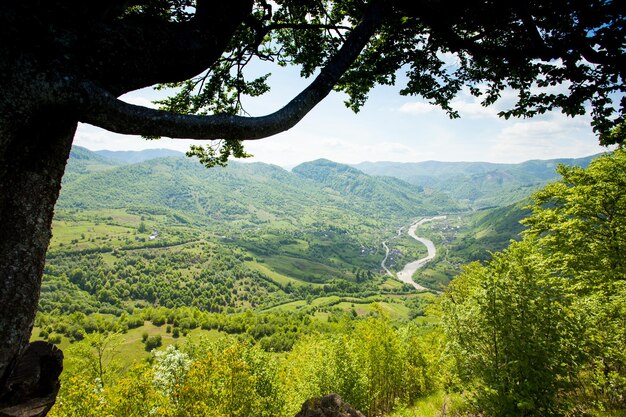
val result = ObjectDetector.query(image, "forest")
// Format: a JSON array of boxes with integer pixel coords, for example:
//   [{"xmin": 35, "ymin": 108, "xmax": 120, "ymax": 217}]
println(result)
[{"xmin": 30, "ymin": 148, "xmax": 625, "ymax": 416}]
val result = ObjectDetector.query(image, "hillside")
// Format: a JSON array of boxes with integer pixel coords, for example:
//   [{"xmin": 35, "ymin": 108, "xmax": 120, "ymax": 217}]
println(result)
[
  {"xmin": 353, "ymin": 154, "xmax": 599, "ymax": 208},
  {"xmin": 292, "ymin": 159, "xmax": 465, "ymax": 218},
  {"xmin": 62, "ymin": 146, "xmax": 122, "ymax": 182},
  {"xmin": 59, "ymin": 150, "xmax": 461, "ymax": 227},
  {"xmin": 44, "ymin": 147, "xmax": 471, "ymax": 319},
  {"xmin": 43, "ymin": 147, "xmax": 544, "ymax": 317}
]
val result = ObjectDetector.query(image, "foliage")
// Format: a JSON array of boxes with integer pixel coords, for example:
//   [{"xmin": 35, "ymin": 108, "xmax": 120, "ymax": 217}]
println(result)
[
  {"xmin": 524, "ymin": 150, "xmax": 626, "ymax": 411},
  {"xmin": 152, "ymin": 1, "xmax": 625, "ymax": 149},
  {"xmin": 281, "ymin": 313, "xmax": 439, "ymax": 416},
  {"xmin": 442, "ymin": 241, "xmax": 581, "ymax": 416},
  {"xmin": 152, "ymin": 345, "xmax": 192, "ymax": 397},
  {"xmin": 50, "ymin": 315, "xmax": 441, "ymax": 417},
  {"xmin": 145, "ymin": 335, "xmax": 163, "ymax": 352},
  {"xmin": 442, "ymin": 149, "xmax": 626, "ymax": 416},
  {"xmin": 65, "ymin": 332, "xmax": 123, "ymax": 388},
  {"xmin": 524, "ymin": 151, "xmax": 626, "ymax": 290}
]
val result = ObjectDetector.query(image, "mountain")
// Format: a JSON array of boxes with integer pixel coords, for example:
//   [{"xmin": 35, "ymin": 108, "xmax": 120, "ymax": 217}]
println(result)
[
  {"xmin": 353, "ymin": 154, "xmax": 601, "ymax": 208},
  {"xmin": 58, "ymin": 150, "xmax": 460, "ymax": 229},
  {"xmin": 63, "ymin": 146, "xmax": 122, "ymax": 182},
  {"xmin": 456, "ymin": 200, "xmax": 531, "ymax": 261},
  {"xmin": 292, "ymin": 159, "xmax": 465, "ymax": 217},
  {"xmin": 94, "ymin": 148, "xmax": 185, "ymax": 163}
]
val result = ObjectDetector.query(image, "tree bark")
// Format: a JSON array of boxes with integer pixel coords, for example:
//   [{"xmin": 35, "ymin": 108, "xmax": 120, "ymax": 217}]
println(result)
[{"xmin": 0, "ymin": 106, "xmax": 75, "ymax": 410}]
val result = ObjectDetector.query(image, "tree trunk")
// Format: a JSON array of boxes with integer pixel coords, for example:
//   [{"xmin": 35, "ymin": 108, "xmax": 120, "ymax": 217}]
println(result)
[{"xmin": 0, "ymin": 107, "xmax": 76, "ymax": 413}]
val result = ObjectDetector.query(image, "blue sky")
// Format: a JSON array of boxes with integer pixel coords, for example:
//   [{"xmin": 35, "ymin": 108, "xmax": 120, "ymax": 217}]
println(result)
[{"xmin": 74, "ymin": 62, "xmax": 611, "ymax": 167}]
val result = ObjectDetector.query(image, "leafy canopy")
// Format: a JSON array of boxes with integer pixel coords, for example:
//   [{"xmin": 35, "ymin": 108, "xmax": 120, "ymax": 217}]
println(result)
[
  {"xmin": 146, "ymin": 0, "xmax": 625, "ymax": 165},
  {"xmin": 443, "ymin": 148, "xmax": 626, "ymax": 416}
]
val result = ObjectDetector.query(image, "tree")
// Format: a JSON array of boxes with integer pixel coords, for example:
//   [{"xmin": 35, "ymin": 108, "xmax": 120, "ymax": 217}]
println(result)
[
  {"xmin": 442, "ymin": 149, "xmax": 626, "ymax": 415},
  {"xmin": 523, "ymin": 150, "xmax": 626, "ymax": 410},
  {"xmin": 442, "ymin": 242, "xmax": 582, "ymax": 416},
  {"xmin": 66, "ymin": 332, "xmax": 123, "ymax": 389},
  {"xmin": 0, "ymin": 0, "xmax": 624, "ymax": 411}
]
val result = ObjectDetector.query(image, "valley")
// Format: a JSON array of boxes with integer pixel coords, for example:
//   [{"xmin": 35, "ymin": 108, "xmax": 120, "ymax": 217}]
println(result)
[
  {"xmin": 36, "ymin": 146, "xmax": 608, "ymax": 417},
  {"xmin": 40, "ymin": 146, "xmax": 589, "ymax": 324}
]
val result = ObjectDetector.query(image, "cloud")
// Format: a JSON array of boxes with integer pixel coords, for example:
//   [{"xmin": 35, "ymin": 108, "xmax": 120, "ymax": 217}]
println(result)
[
  {"xmin": 398, "ymin": 88, "xmax": 517, "ymax": 119},
  {"xmin": 452, "ymin": 99, "xmax": 499, "ymax": 118},
  {"xmin": 485, "ymin": 113, "xmax": 609, "ymax": 162},
  {"xmin": 74, "ymin": 123, "xmax": 210, "ymax": 153},
  {"xmin": 399, "ymin": 102, "xmax": 436, "ymax": 115}
]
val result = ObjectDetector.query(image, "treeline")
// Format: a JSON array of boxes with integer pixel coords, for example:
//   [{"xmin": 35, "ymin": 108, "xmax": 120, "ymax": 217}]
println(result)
[{"xmin": 38, "ymin": 301, "xmax": 422, "ymax": 353}]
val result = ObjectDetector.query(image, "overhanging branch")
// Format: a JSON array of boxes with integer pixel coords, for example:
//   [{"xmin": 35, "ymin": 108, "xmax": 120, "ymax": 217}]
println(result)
[{"xmin": 80, "ymin": 0, "xmax": 384, "ymax": 140}]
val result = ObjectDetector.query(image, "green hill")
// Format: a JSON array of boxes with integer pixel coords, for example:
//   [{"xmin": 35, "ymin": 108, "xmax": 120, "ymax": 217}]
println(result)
[
  {"xmin": 59, "ymin": 151, "xmax": 463, "ymax": 227},
  {"xmin": 292, "ymin": 159, "xmax": 465, "ymax": 218},
  {"xmin": 454, "ymin": 200, "xmax": 531, "ymax": 261},
  {"xmin": 42, "ymin": 147, "xmax": 546, "ymax": 316},
  {"xmin": 44, "ymin": 148, "xmax": 471, "ymax": 316},
  {"xmin": 63, "ymin": 146, "xmax": 122, "ymax": 181}
]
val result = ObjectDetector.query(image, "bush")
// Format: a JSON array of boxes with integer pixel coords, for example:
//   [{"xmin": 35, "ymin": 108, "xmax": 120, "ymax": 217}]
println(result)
[
  {"xmin": 144, "ymin": 335, "xmax": 162, "ymax": 352},
  {"xmin": 152, "ymin": 316, "xmax": 166, "ymax": 326}
]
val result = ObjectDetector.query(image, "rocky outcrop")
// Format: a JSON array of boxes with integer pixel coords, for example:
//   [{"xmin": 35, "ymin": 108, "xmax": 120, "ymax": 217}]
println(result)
[
  {"xmin": 0, "ymin": 342, "xmax": 63, "ymax": 417},
  {"xmin": 295, "ymin": 394, "xmax": 365, "ymax": 417}
]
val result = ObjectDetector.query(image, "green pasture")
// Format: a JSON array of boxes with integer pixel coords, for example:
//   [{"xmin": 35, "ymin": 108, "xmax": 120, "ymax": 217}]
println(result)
[
  {"xmin": 260, "ymin": 254, "xmax": 349, "ymax": 283},
  {"xmin": 244, "ymin": 260, "xmax": 321, "ymax": 287}
]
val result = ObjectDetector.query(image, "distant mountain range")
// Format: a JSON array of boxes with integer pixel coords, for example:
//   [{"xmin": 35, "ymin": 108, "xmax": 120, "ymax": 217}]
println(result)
[
  {"xmin": 94, "ymin": 148, "xmax": 184, "ymax": 163},
  {"xmin": 60, "ymin": 147, "xmax": 461, "ymax": 228},
  {"xmin": 353, "ymin": 155, "xmax": 600, "ymax": 208},
  {"xmin": 63, "ymin": 147, "xmax": 602, "ymax": 218}
]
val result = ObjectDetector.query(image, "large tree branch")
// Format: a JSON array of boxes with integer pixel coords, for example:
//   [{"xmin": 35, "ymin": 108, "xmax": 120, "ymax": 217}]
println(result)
[
  {"xmin": 79, "ymin": 0, "xmax": 384, "ymax": 140},
  {"xmin": 85, "ymin": 1, "xmax": 254, "ymax": 94}
]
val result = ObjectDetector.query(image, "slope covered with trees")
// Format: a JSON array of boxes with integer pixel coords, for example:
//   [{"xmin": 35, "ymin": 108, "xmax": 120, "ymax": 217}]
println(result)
[
  {"xmin": 443, "ymin": 149, "xmax": 626, "ymax": 416},
  {"xmin": 59, "ymin": 148, "xmax": 460, "ymax": 225},
  {"xmin": 354, "ymin": 155, "xmax": 598, "ymax": 208}
]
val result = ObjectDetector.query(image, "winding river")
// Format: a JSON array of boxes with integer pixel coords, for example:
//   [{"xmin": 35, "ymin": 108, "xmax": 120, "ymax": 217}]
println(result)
[{"xmin": 384, "ymin": 216, "xmax": 447, "ymax": 290}]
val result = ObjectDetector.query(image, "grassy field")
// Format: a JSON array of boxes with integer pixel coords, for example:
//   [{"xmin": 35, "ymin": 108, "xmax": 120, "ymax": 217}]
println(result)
[
  {"xmin": 259, "ymin": 254, "xmax": 350, "ymax": 283},
  {"xmin": 244, "ymin": 260, "xmax": 322, "ymax": 287}
]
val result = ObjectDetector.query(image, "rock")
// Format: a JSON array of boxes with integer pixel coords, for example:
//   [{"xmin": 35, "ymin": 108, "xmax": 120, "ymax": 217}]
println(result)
[
  {"xmin": 0, "ymin": 342, "xmax": 63, "ymax": 417},
  {"xmin": 295, "ymin": 394, "xmax": 365, "ymax": 417}
]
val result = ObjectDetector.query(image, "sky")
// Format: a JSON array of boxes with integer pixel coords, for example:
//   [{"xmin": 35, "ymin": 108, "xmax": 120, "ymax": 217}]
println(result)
[{"xmin": 74, "ymin": 61, "xmax": 611, "ymax": 168}]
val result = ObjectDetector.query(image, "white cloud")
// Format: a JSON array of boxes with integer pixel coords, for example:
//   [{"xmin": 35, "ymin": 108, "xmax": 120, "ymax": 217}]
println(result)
[
  {"xmin": 452, "ymin": 98, "xmax": 499, "ymax": 118},
  {"xmin": 399, "ymin": 102, "xmax": 436, "ymax": 115},
  {"xmin": 486, "ymin": 113, "xmax": 609, "ymax": 162},
  {"xmin": 74, "ymin": 123, "xmax": 211, "ymax": 153},
  {"xmin": 398, "ymin": 88, "xmax": 519, "ymax": 120}
]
